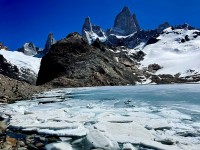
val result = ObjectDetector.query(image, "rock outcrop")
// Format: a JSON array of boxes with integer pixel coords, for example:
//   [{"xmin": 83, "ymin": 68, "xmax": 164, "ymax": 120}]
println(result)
[
  {"xmin": 36, "ymin": 32, "xmax": 140, "ymax": 87},
  {"xmin": 43, "ymin": 33, "xmax": 56, "ymax": 54},
  {"xmin": 17, "ymin": 42, "xmax": 40, "ymax": 56},
  {"xmin": 112, "ymin": 6, "xmax": 140, "ymax": 35},
  {"xmin": 82, "ymin": 17, "xmax": 93, "ymax": 34}
]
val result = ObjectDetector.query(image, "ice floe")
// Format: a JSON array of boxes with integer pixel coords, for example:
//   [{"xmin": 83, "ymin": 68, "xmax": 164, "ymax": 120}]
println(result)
[{"xmin": 1, "ymin": 85, "xmax": 200, "ymax": 149}]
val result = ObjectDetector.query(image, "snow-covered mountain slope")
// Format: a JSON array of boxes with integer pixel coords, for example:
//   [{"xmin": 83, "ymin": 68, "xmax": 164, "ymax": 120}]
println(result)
[
  {"xmin": 140, "ymin": 27, "xmax": 200, "ymax": 77},
  {"xmin": 0, "ymin": 49, "xmax": 41, "ymax": 84},
  {"xmin": 83, "ymin": 29, "xmax": 107, "ymax": 44}
]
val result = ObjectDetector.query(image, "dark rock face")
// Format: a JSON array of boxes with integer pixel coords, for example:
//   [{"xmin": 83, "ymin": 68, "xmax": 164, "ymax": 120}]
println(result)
[
  {"xmin": 43, "ymin": 33, "xmax": 56, "ymax": 54},
  {"xmin": 37, "ymin": 33, "xmax": 139, "ymax": 87},
  {"xmin": 0, "ymin": 54, "xmax": 37, "ymax": 85},
  {"xmin": 82, "ymin": 17, "xmax": 93, "ymax": 33},
  {"xmin": 0, "ymin": 54, "xmax": 19, "ymax": 79},
  {"xmin": 113, "ymin": 6, "xmax": 140, "ymax": 35},
  {"xmin": 106, "ymin": 30, "xmax": 158, "ymax": 48},
  {"xmin": 146, "ymin": 37, "xmax": 160, "ymax": 45},
  {"xmin": 92, "ymin": 25, "xmax": 105, "ymax": 37},
  {"xmin": 148, "ymin": 64, "xmax": 162, "ymax": 73},
  {"xmin": 82, "ymin": 17, "xmax": 93, "ymax": 42}
]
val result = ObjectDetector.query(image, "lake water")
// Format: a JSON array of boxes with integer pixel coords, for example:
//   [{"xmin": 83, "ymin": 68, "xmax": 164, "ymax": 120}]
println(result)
[{"xmin": 1, "ymin": 84, "xmax": 200, "ymax": 149}]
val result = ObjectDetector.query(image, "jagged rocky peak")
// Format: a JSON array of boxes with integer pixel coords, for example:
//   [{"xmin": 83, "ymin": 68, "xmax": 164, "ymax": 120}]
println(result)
[
  {"xmin": 82, "ymin": 17, "xmax": 93, "ymax": 33},
  {"xmin": 17, "ymin": 42, "xmax": 39, "ymax": 56},
  {"xmin": 0, "ymin": 42, "xmax": 9, "ymax": 50},
  {"xmin": 113, "ymin": 6, "xmax": 140, "ymax": 35},
  {"xmin": 43, "ymin": 32, "xmax": 56, "ymax": 54},
  {"xmin": 157, "ymin": 22, "xmax": 171, "ymax": 33},
  {"xmin": 82, "ymin": 17, "xmax": 106, "ymax": 44},
  {"xmin": 174, "ymin": 23, "xmax": 196, "ymax": 30}
]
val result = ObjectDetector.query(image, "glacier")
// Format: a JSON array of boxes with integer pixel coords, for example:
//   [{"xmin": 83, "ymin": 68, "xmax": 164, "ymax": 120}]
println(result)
[{"xmin": 0, "ymin": 49, "xmax": 41, "ymax": 76}]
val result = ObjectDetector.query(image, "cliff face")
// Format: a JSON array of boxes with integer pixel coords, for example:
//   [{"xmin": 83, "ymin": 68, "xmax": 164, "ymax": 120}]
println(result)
[
  {"xmin": 36, "ymin": 33, "xmax": 140, "ymax": 87},
  {"xmin": 43, "ymin": 33, "xmax": 56, "ymax": 54},
  {"xmin": 113, "ymin": 6, "xmax": 140, "ymax": 35}
]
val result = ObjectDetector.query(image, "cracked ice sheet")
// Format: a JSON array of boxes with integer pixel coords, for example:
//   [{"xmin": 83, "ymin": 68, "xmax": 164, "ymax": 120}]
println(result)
[{"xmin": 1, "ymin": 85, "xmax": 200, "ymax": 149}]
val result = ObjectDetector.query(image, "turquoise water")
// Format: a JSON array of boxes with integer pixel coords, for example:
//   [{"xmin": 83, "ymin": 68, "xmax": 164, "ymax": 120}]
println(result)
[{"xmin": 67, "ymin": 84, "xmax": 200, "ymax": 120}]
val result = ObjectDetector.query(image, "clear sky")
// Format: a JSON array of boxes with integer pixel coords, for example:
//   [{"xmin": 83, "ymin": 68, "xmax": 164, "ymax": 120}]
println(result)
[{"xmin": 0, "ymin": 0, "xmax": 200, "ymax": 50}]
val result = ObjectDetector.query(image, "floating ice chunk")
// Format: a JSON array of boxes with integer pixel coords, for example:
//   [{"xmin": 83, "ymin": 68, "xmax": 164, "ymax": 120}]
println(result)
[
  {"xmin": 38, "ymin": 127, "xmax": 88, "ymax": 137},
  {"xmin": 140, "ymin": 140, "xmax": 181, "ymax": 150},
  {"xmin": 94, "ymin": 122, "xmax": 154, "ymax": 144},
  {"xmin": 122, "ymin": 143, "xmax": 137, "ymax": 150},
  {"xmin": 86, "ymin": 129, "xmax": 120, "ymax": 150},
  {"xmin": 45, "ymin": 142, "xmax": 72, "ymax": 150}
]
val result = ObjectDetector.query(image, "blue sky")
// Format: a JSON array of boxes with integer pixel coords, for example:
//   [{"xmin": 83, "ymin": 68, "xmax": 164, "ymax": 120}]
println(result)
[{"xmin": 0, "ymin": 0, "xmax": 200, "ymax": 50}]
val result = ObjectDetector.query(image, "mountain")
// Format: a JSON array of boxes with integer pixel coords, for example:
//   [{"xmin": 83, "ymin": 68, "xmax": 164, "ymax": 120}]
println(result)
[
  {"xmin": 17, "ymin": 33, "xmax": 56, "ymax": 57},
  {"xmin": 140, "ymin": 27, "xmax": 200, "ymax": 81},
  {"xmin": 82, "ymin": 6, "xmax": 153, "ymax": 48},
  {"xmin": 82, "ymin": 17, "xmax": 107, "ymax": 44},
  {"xmin": 82, "ymin": 7, "xmax": 141, "ymax": 44},
  {"xmin": 35, "ymin": 6, "xmax": 200, "ymax": 86},
  {"xmin": 0, "ymin": 50, "xmax": 41, "ymax": 84},
  {"xmin": 0, "ymin": 6, "xmax": 200, "ymax": 87},
  {"xmin": 111, "ymin": 6, "xmax": 140, "ymax": 35},
  {"xmin": 17, "ymin": 42, "xmax": 41, "ymax": 56},
  {"xmin": 36, "ymin": 33, "xmax": 142, "ymax": 87}
]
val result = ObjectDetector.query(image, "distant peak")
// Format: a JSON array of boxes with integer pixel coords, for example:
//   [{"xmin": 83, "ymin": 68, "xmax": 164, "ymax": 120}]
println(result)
[
  {"xmin": 83, "ymin": 16, "xmax": 92, "ymax": 32},
  {"xmin": 48, "ymin": 32, "xmax": 54, "ymax": 36},
  {"xmin": 0, "ymin": 42, "xmax": 9, "ymax": 50},
  {"xmin": 113, "ymin": 6, "xmax": 140, "ymax": 35},
  {"xmin": 122, "ymin": 6, "xmax": 130, "ymax": 13},
  {"xmin": 43, "ymin": 32, "xmax": 56, "ymax": 54}
]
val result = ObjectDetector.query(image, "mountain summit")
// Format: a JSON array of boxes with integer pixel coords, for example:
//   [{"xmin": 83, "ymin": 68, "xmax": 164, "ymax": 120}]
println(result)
[
  {"xmin": 82, "ymin": 6, "xmax": 141, "ymax": 44},
  {"xmin": 113, "ymin": 6, "xmax": 140, "ymax": 35}
]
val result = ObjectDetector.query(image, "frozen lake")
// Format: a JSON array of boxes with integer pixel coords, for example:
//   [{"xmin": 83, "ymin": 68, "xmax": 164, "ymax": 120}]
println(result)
[{"xmin": 1, "ymin": 84, "xmax": 200, "ymax": 150}]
